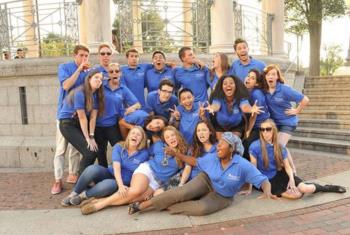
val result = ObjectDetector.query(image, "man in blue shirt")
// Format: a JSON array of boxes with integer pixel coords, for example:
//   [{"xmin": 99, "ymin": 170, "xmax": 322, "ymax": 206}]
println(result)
[
  {"xmin": 120, "ymin": 49, "xmax": 153, "ymax": 107},
  {"xmin": 145, "ymin": 51, "xmax": 175, "ymax": 92},
  {"xmin": 94, "ymin": 44, "xmax": 113, "ymax": 78},
  {"xmin": 174, "ymin": 47, "xmax": 210, "ymax": 102},
  {"xmin": 51, "ymin": 45, "xmax": 90, "ymax": 195},
  {"xmin": 145, "ymin": 79, "xmax": 178, "ymax": 120},
  {"xmin": 229, "ymin": 38, "xmax": 266, "ymax": 81}
]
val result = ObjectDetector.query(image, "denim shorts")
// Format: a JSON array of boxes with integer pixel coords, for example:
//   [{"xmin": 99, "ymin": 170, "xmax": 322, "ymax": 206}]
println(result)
[{"xmin": 277, "ymin": 125, "xmax": 296, "ymax": 135}]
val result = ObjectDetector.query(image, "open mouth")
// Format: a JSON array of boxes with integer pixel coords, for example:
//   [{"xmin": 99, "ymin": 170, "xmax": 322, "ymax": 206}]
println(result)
[{"xmin": 130, "ymin": 137, "xmax": 138, "ymax": 144}]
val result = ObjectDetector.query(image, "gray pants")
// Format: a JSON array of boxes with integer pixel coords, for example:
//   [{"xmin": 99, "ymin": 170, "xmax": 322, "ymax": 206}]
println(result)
[{"xmin": 151, "ymin": 172, "xmax": 232, "ymax": 216}]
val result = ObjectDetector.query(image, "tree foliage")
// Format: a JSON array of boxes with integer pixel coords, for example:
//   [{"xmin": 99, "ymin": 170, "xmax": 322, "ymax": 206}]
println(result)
[
  {"xmin": 285, "ymin": 0, "xmax": 346, "ymax": 75},
  {"xmin": 320, "ymin": 44, "xmax": 344, "ymax": 75},
  {"xmin": 41, "ymin": 33, "xmax": 75, "ymax": 57}
]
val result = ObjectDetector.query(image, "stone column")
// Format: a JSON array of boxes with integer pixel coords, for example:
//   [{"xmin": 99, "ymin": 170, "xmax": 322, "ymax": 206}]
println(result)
[
  {"xmin": 183, "ymin": 0, "xmax": 193, "ymax": 47},
  {"xmin": 78, "ymin": 0, "xmax": 112, "ymax": 53},
  {"xmin": 23, "ymin": 0, "xmax": 39, "ymax": 57},
  {"xmin": 209, "ymin": 0, "xmax": 234, "ymax": 53},
  {"xmin": 262, "ymin": 0, "xmax": 285, "ymax": 56},
  {"xmin": 132, "ymin": 0, "xmax": 143, "ymax": 52}
]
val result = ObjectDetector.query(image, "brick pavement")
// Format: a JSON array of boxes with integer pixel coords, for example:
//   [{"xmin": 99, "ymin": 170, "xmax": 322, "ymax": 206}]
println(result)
[{"xmin": 1, "ymin": 152, "xmax": 350, "ymax": 210}]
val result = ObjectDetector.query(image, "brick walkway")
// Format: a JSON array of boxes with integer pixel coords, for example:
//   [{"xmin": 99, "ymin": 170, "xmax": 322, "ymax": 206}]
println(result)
[{"xmin": 1, "ymin": 152, "xmax": 350, "ymax": 210}]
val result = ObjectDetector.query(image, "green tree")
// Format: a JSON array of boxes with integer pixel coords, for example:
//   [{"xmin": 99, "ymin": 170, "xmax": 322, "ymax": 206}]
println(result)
[
  {"xmin": 41, "ymin": 33, "xmax": 75, "ymax": 57},
  {"xmin": 320, "ymin": 44, "xmax": 344, "ymax": 75},
  {"xmin": 285, "ymin": 0, "xmax": 346, "ymax": 76}
]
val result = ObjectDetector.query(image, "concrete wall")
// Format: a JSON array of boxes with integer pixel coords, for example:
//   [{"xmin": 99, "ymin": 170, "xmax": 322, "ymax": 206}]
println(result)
[{"xmin": 0, "ymin": 54, "xmax": 295, "ymax": 168}]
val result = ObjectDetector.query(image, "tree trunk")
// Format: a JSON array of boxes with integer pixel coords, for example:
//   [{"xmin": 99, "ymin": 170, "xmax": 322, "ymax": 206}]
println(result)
[{"xmin": 308, "ymin": 0, "xmax": 322, "ymax": 76}]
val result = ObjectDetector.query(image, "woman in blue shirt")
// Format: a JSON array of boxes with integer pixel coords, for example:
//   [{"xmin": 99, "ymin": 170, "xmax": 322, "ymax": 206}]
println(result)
[
  {"xmin": 207, "ymin": 75, "xmax": 263, "ymax": 139},
  {"xmin": 61, "ymin": 126, "xmax": 149, "ymax": 206},
  {"xmin": 128, "ymin": 132, "xmax": 275, "ymax": 216},
  {"xmin": 80, "ymin": 126, "xmax": 187, "ymax": 215},
  {"xmin": 209, "ymin": 52, "xmax": 230, "ymax": 91},
  {"xmin": 59, "ymin": 70, "xmax": 104, "ymax": 175},
  {"xmin": 263, "ymin": 64, "xmax": 309, "ymax": 174},
  {"xmin": 247, "ymin": 119, "xmax": 345, "ymax": 199}
]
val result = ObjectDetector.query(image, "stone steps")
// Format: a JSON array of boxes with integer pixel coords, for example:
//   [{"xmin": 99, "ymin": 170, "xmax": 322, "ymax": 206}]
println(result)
[
  {"xmin": 298, "ymin": 119, "xmax": 350, "ymax": 130},
  {"xmin": 288, "ymin": 136, "xmax": 350, "ymax": 155},
  {"xmin": 294, "ymin": 127, "xmax": 350, "ymax": 141},
  {"xmin": 306, "ymin": 95, "xmax": 350, "ymax": 102},
  {"xmin": 304, "ymin": 87, "xmax": 350, "ymax": 95},
  {"xmin": 305, "ymin": 81, "xmax": 350, "ymax": 89},
  {"xmin": 299, "ymin": 110, "xmax": 350, "ymax": 120},
  {"xmin": 306, "ymin": 104, "xmax": 350, "ymax": 111},
  {"xmin": 306, "ymin": 76, "xmax": 350, "ymax": 83}
]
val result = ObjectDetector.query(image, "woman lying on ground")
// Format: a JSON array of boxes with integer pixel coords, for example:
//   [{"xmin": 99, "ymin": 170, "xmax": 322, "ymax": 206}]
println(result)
[
  {"xmin": 80, "ymin": 126, "xmax": 187, "ymax": 215},
  {"xmin": 128, "ymin": 132, "xmax": 276, "ymax": 216},
  {"xmin": 61, "ymin": 126, "xmax": 149, "ymax": 206},
  {"xmin": 245, "ymin": 119, "xmax": 346, "ymax": 199}
]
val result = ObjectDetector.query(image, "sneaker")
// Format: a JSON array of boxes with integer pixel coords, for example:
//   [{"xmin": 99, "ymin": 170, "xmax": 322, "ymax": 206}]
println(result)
[
  {"xmin": 70, "ymin": 195, "xmax": 82, "ymax": 206},
  {"xmin": 51, "ymin": 181, "xmax": 63, "ymax": 195},
  {"xmin": 61, "ymin": 196, "xmax": 72, "ymax": 207},
  {"xmin": 66, "ymin": 174, "xmax": 78, "ymax": 184}
]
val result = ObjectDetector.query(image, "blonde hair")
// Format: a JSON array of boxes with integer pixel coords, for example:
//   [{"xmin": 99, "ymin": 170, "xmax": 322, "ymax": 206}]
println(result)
[
  {"xmin": 259, "ymin": 119, "xmax": 284, "ymax": 170},
  {"xmin": 123, "ymin": 126, "xmax": 147, "ymax": 151},
  {"xmin": 161, "ymin": 126, "xmax": 187, "ymax": 168}
]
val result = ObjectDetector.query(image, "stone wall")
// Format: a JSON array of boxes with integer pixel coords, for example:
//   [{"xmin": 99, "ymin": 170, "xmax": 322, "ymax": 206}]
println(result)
[{"xmin": 0, "ymin": 54, "xmax": 296, "ymax": 168}]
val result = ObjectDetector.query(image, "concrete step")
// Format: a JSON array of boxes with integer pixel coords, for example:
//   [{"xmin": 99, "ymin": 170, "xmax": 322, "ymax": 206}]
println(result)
[
  {"xmin": 304, "ymin": 87, "xmax": 350, "ymax": 95},
  {"xmin": 298, "ymin": 119, "xmax": 350, "ymax": 130},
  {"xmin": 306, "ymin": 95, "xmax": 350, "ymax": 102},
  {"xmin": 294, "ymin": 127, "xmax": 350, "ymax": 141},
  {"xmin": 289, "ymin": 136, "xmax": 350, "ymax": 155},
  {"xmin": 305, "ymin": 81, "xmax": 350, "ymax": 89},
  {"xmin": 299, "ymin": 110, "xmax": 350, "ymax": 120},
  {"xmin": 306, "ymin": 76, "xmax": 350, "ymax": 83},
  {"xmin": 306, "ymin": 104, "xmax": 350, "ymax": 111}
]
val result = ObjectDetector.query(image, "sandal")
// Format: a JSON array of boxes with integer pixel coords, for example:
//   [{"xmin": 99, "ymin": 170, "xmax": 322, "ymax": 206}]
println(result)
[
  {"xmin": 128, "ymin": 202, "xmax": 141, "ymax": 215},
  {"xmin": 323, "ymin": 184, "xmax": 347, "ymax": 193}
]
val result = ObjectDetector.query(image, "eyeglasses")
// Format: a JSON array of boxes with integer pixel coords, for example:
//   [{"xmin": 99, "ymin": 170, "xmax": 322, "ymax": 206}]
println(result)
[
  {"xmin": 160, "ymin": 89, "xmax": 173, "ymax": 94},
  {"xmin": 100, "ymin": 52, "xmax": 112, "ymax": 56},
  {"xmin": 109, "ymin": 69, "xmax": 120, "ymax": 73},
  {"xmin": 260, "ymin": 127, "xmax": 272, "ymax": 133}
]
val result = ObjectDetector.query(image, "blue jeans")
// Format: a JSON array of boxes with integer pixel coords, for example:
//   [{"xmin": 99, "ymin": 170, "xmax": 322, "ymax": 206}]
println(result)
[{"xmin": 73, "ymin": 165, "xmax": 118, "ymax": 198}]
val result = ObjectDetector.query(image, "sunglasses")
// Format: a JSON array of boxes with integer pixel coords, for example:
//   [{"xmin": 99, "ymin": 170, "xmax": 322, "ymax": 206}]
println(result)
[
  {"xmin": 100, "ymin": 52, "xmax": 112, "ymax": 56},
  {"xmin": 260, "ymin": 127, "xmax": 272, "ymax": 132},
  {"xmin": 109, "ymin": 69, "xmax": 120, "ymax": 73}
]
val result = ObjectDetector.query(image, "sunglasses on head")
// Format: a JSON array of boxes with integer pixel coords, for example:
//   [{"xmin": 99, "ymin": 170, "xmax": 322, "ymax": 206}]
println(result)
[
  {"xmin": 260, "ymin": 127, "xmax": 272, "ymax": 132},
  {"xmin": 109, "ymin": 69, "xmax": 120, "ymax": 73},
  {"xmin": 100, "ymin": 52, "xmax": 112, "ymax": 56}
]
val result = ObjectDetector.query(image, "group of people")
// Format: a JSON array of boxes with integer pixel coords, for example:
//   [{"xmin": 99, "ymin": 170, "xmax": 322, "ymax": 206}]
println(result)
[
  {"xmin": 2, "ymin": 48, "xmax": 26, "ymax": 60},
  {"xmin": 51, "ymin": 38, "xmax": 346, "ymax": 216}
]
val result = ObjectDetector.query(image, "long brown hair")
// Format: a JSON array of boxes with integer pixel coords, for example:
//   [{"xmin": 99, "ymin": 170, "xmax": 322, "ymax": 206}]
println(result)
[
  {"xmin": 66, "ymin": 70, "xmax": 105, "ymax": 116},
  {"xmin": 192, "ymin": 120, "xmax": 217, "ymax": 158},
  {"xmin": 259, "ymin": 119, "xmax": 284, "ymax": 170},
  {"xmin": 161, "ymin": 126, "xmax": 187, "ymax": 168},
  {"xmin": 210, "ymin": 52, "xmax": 230, "ymax": 82}
]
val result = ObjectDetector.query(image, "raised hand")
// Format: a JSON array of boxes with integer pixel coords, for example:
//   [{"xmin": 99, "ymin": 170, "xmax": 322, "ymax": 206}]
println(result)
[
  {"xmin": 169, "ymin": 105, "xmax": 180, "ymax": 121},
  {"xmin": 251, "ymin": 100, "xmax": 264, "ymax": 115}
]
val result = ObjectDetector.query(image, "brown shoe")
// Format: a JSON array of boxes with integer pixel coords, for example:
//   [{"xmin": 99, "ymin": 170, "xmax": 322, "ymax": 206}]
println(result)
[
  {"xmin": 81, "ymin": 203, "xmax": 98, "ymax": 215},
  {"xmin": 66, "ymin": 174, "xmax": 78, "ymax": 184},
  {"xmin": 51, "ymin": 180, "xmax": 63, "ymax": 195}
]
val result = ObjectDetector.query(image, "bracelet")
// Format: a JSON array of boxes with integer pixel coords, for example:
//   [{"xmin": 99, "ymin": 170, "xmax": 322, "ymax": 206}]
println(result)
[{"xmin": 89, "ymin": 133, "xmax": 94, "ymax": 139}]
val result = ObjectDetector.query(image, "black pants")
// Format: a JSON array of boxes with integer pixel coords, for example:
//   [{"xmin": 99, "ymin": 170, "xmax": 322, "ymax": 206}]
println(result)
[
  {"xmin": 59, "ymin": 119, "xmax": 98, "ymax": 175},
  {"xmin": 242, "ymin": 128, "xmax": 260, "ymax": 161},
  {"xmin": 95, "ymin": 125, "xmax": 122, "ymax": 167}
]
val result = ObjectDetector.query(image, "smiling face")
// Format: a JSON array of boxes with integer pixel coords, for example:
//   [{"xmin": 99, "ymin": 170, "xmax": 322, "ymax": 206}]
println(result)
[
  {"xmin": 196, "ymin": 122, "xmax": 211, "ymax": 144},
  {"xmin": 128, "ymin": 128, "xmax": 143, "ymax": 148},
  {"xmin": 146, "ymin": 118, "xmax": 166, "ymax": 132},
  {"xmin": 152, "ymin": 53, "xmax": 166, "ymax": 71},
  {"xmin": 158, "ymin": 84, "xmax": 173, "ymax": 103},
  {"xmin": 244, "ymin": 71, "xmax": 258, "ymax": 89},
  {"xmin": 222, "ymin": 77, "xmax": 236, "ymax": 98},
  {"xmin": 265, "ymin": 68, "xmax": 279, "ymax": 89},
  {"xmin": 235, "ymin": 42, "xmax": 249, "ymax": 62},
  {"xmin": 89, "ymin": 73, "xmax": 103, "ymax": 90},
  {"xmin": 260, "ymin": 122, "xmax": 274, "ymax": 143},
  {"xmin": 179, "ymin": 91, "xmax": 194, "ymax": 111},
  {"xmin": 164, "ymin": 129, "xmax": 178, "ymax": 148}
]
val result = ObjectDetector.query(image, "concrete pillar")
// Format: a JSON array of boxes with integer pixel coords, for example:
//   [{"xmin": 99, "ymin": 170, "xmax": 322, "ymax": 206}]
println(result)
[
  {"xmin": 262, "ymin": 0, "xmax": 285, "ymax": 56},
  {"xmin": 183, "ymin": 0, "xmax": 193, "ymax": 47},
  {"xmin": 132, "ymin": 0, "xmax": 143, "ymax": 53},
  {"xmin": 23, "ymin": 0, "xmax": 39, "ymax": 57},
  {"xmin": 78, "ymin": 0, "xmax": 112, "ymax": 53},
  {"xmin": 209, "ymin": 0, "xmax": 234, "ymax": 53}
]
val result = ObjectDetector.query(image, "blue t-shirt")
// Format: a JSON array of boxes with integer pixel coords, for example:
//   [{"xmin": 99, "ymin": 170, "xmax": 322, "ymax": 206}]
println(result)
[
  {"xmin": 178, "ymin": 102, "xmax": 201, "ymax": 145},
  {"xmin": 265, "ymin": 82, "xmax": 304, "ymax": 127},
  {"xmin": 96, "ymin": 83, "xmax": 123, "ymax": 127},
  {"xmin": 114, "ymin": 86, "xmax": 138, "ymax": 111},
  {"xmin": 145, "ymin": 67, "xmax": 174, "ymax": 92},
  {"xmin": 249, "ymin": 140, "xmax": 288, "ymax": 180},
  {"xmin": 148, "ymin": 141, "xmax": 181, "ymax": 184},
  {"xmin": 57, "ymin": 61, "xmax": 88, "ymax": 118},
  {"xmin": 123, "ymin": 110, "xmax": 149, "ymax": 126},
  {"xmin": 108, "ymin": 144, "xmax": 149, "ymax": 186},
  {"xmin": 58, "ymin": 89, "xmax": 98, "ymax": 119},
  {"xmin": 189, "ymin": 145, "xmax": 217, "ymax": 180},
  {"xmin": 174, "ymin": 65, "xmax": 210, "ymax": 102},
  {"xmin": 213, "ymin": 98, "xmax": 249, "ymax": 128},
  {"xmin": 145, "ymin": 91, "xmax": 178, "ymax": 120},
  {"xmin": 120, "ymin": 63, "xmax": 153, "ymax": 107},
  {"xmin": 197, "ymin": 153, "xmax": 268, "ymax": 197},
  {"xmin": 249, "ymin": 88, "xmax": 270, "ymax": 129},
  {"xmin": 229, "ymin": 57, "xmax": 266, "ymax": 81}
]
